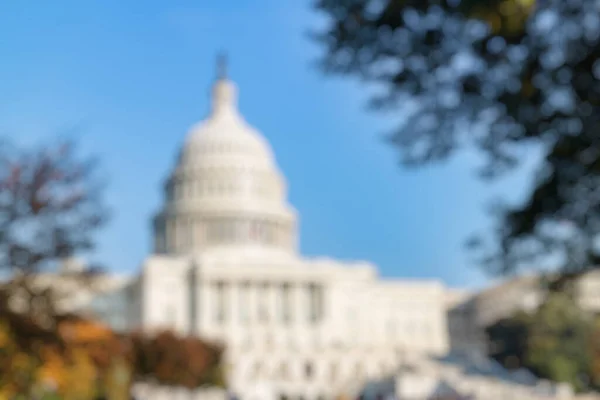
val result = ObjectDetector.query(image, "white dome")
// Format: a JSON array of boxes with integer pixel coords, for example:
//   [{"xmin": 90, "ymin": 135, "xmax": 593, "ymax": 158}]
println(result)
[
  {"xmin": 179, "ymin": 78, "xmax": 275, "ymax": 170},
  {"xmin": 152, "ymin": 64, "xmax": 298, "ymax": 256}
]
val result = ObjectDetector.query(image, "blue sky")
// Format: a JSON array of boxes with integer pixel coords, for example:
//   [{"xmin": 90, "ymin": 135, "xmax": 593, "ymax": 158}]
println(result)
[{"xmin": 0, "ymin": 0, "xmax": 536, "ymax": 288}]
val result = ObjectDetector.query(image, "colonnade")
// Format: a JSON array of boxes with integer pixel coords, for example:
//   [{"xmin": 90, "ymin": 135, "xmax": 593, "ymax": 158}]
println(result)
[{"xmin": 198, "ymin": 280, "xmax": 325, "ymax": 327}]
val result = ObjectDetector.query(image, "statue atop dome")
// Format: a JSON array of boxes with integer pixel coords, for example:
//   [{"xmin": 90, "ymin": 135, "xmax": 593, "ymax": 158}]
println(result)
[
  {"xmin": 210, "ymin": 52, "xmax": 237, "ymax": 115},
  {"xmin": 217, "ymin": 52, "xmax": 228, "ymax": 80}
]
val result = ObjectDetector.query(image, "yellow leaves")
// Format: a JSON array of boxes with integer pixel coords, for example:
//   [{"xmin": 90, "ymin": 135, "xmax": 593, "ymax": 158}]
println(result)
[
  {"xmin": 468, "ymin": 0, "xmax": 534, "ymax": 38},
  {"xmin": 0, "ymin": 383, "xmax": 17, "ymax": 400},
  {"xmin": 103, "ymin": 358, "xmax": 133, "ymax": 400},
  {"xmin": 516, "ymin": 0, "xmax": 536, "ymax": 9},
  {"xmin": 1, "ymin": 314, "xmax": 224, "ymax": 397},
  {"xmin": 37, "ymin": 346, "xmax": 66, "ymax": 389},
  {"xmin": 59, "ymin": 319, "xmax": 112, "ymax": 344},
  {"xmin": 60, "ymin": 349, "xmax": 97, "ymax": 400},
  {"xmin": 0, "ymin": 314, "xmax": 128, "ymax": 398},
  {"xmin": 12, "ymin": 352, "xmax": 33, "ymax": 371}
]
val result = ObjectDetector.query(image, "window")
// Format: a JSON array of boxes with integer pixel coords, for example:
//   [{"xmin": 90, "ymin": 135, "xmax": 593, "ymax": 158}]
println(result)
[
  {"xmin": 330, "ymin": 363, "xmax": 338, "ymax": 381},
  {"xmin": 250, "ymin": 362, "xmax": 262, "ymax": 379},
  {"xmin": 305, "ymin": 362, "xmax": 314, "ymax": 380},
  {"xmin": 189, "ymin": 271, "xmax": 197, "ymax": 333},
  {"xmin": 181, "ymin": 220, "xmax": 190, "ymax": 248},
  {"xmin": 308, "ymin": 283, "xmax": 323, "ymax": 323},
  {"xmin": 250, "ymin": 220, "xmax": 263, "ymax": 242},
  {"xmin": 240, "ymin": 282, "xmax": 250, "ymax": 324},
  {"xmin": 189, "ymin": 219, "xmax": 196, "ymax": 246},
  {"xmin": 281, "ymin": 283, "xmax": 291, "ymax": 324},
  {"xmin": 222, "ymin": 220, "xmax": 233, "ymax": 242},
  {"xmin": 215, "ymin": 281, "xmax": 226, "ymax": 323},
  {"xmin": 258, "ymin": 282, "xmax": 269, "ymax": 322},
  {"xmin": 279, "ymin": 362, "xmax": 290, "ymax": 380},
  {"xmin": 264, "ymin": 223, "xmax": 273, "ymax": 243}
]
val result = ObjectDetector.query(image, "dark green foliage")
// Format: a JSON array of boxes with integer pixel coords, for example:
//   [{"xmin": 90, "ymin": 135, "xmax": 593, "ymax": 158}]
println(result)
[
  {"xmin": 314, "ymin": 0, "xmax": 600, "ymax": 278},
  {"xmin": 487, "ymin": 292, "xmax": 598, "ymax": 391},
  {"xmin": 487, "ymin": 311, "xmax": 530, "ymax": 370}
]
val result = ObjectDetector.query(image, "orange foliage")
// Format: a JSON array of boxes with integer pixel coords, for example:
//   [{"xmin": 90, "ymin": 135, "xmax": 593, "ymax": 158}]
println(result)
[
  {"xmin": 1, "ymin": 311, "xmax": 224, "ymax": 398},
  {"xmin": 130, "ymin": 330, "xmax": 225, "ymax": 388},
  {"xmin": 0, "ymin": 311, "xmax": 132, "ymax": 399}
]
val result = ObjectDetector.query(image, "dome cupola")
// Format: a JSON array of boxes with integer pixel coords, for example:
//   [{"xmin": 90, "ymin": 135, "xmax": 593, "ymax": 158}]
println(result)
[{"xmin": 152, "ymin": 56, "xmax": 298, "ymax": 256}]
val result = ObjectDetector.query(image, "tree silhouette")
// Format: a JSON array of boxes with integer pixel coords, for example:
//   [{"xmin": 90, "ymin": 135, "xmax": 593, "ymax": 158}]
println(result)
[
  {"xmin": 314, "ymin": 0, "xmax": 600, "ymax": 279},
  {"xmin": 0, "ymin": 138, "xmax": 109, "ymax": 326}
]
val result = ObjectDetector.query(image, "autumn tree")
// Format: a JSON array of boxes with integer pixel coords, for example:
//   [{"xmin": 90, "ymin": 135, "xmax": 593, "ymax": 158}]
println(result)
[
  {"xmin": 0, "ymin": 138, "xmax": 109, "ymax": 326},
  {"xmin": 130, "ymin": 330, "xmax": 225, "ymax": 389},
  {"xmin": 314, "ymin": 0, "xmax": 600, "ymax": 279},
  {"xmin": 0, "ymin": 137, "xmax": 109, "ymax": 398},
  {"xmin": 55, "ymin": 316, "xmax": 133, "ymax": 400}
]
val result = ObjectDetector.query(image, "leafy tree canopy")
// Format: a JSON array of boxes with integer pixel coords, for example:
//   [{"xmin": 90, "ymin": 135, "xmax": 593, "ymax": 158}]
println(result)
[{"xmin": 314, "ymin": 0, "xmax": 600, "ymax": 278}]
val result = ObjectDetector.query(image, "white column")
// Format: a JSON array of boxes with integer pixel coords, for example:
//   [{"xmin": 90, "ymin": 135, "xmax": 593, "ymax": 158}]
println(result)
[
  {"xmin": 182, "ymin": 219, "xmax": 188, "ymax": 251},
  {"xmin": 318, "ymin": 284, "xmax": 325, "ymax": 322},
  {"xmin": 201, "ymin": 281, "xmax": 212, "ymax": 329},
  {"xmin": 187, "ymin": 270, "xmax": 196, "ymax": 335},
  {"xmin": 257, "ymin": 282, "xmax": 269, "ymax": 323},
  {"xmin": 281, "ymin": 283, "xmax": 288, "ymax": 324},
  {"xmin": 190, "ymin": 217, "xmax": 196, "ymax": 248},
  {"xmin": 250, "ymin": 282, "xmax": 258, "ymax": 324},
  {"xmin": 239, "ymin": 282, "xmax": 250, "ymax": 325},
  {"xmin": 279, "ymin": 223, "xmax": 285, "ymax": 247},
  {"xmin": 268, "ymin": 281, "xmax": 277, "ymax": 325},
  {"xmin": 306, "ymin": 283, "xmax": 318, "ymax": 325},
  {"xmin": 279, "ymin": 282, "xmax": 290, "ymax": 324},
  {"xmin": 294, "ymin": 282, "xmax": 305, "ymax": 326},
  {"xmin": 228, "ymin": 281, "xmax": 238, "ymax": 327},
  {"xmin": 216, "ymin": 281, "xmax": 226, "ymax": 324}
]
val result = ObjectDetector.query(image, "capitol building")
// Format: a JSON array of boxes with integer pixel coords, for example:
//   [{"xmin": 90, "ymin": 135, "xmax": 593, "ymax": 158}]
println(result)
[
  {"xmin": 128, "ymin": 63, "xmax": 449, "ymax": 398},
  {"xmin": 46, "ymin": 62, "xmax": 588, "ymax": 400}
]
